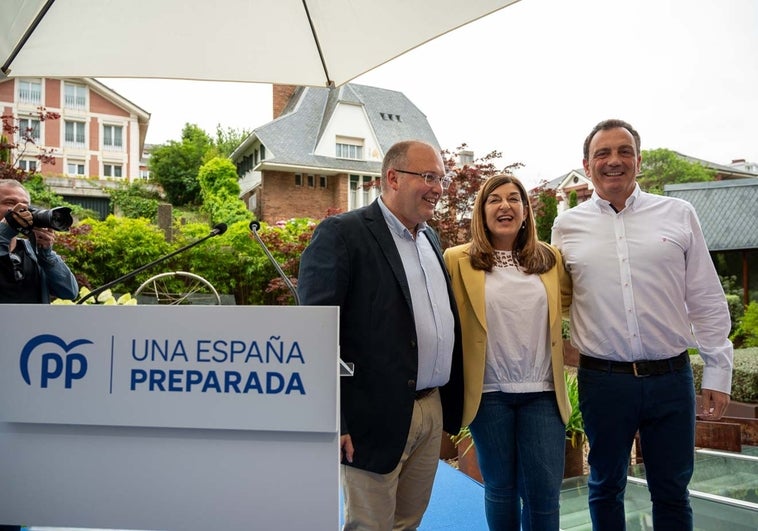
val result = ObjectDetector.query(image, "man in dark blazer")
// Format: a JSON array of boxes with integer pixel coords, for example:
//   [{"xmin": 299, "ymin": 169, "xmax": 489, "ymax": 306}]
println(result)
[{"xmin": 298, "ymin": 140, "xmax": 463, "ymax": 531}]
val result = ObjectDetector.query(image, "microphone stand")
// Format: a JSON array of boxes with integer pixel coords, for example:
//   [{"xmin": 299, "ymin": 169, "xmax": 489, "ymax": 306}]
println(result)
[
  {"xmin": 249, "ymin": 220, "xmax": 353, "ymax": 376},
  {"xmin": 77, "ymin": 224, "xmax": 227, "ymax": 305},
  {"xmin": 249, "ymin": 220, "xmax": 300, "ymax": 305}
]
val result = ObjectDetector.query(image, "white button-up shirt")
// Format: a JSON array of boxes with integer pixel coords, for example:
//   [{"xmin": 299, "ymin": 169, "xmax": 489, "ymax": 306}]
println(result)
[
  {"xmin": 378, "ymin": 197, "xmax": 455, "ymax": 390},
  {"xmin": 552, "ymin": 184, "xmax": 733, "ymax": 394}
]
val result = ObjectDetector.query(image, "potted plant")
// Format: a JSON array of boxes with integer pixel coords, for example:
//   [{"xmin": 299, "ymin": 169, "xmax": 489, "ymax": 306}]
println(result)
[
  {"xmin": 564, "ymin": 370, "xmax": 587, "ymax": 477},
  {"xmin": 450, "ymin": 426, "xmax": 483, "ymax": 482}
]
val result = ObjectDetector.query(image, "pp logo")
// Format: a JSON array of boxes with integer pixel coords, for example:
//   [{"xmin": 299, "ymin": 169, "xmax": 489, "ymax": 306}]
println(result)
[{"xmin": 19, "ymin": 334, "xmax": 93, "ymax": 388}]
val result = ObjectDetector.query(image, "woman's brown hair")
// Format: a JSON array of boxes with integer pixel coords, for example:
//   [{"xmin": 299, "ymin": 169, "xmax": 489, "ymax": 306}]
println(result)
[{"xmin": 468, "ymin": 174, "xmax": 556, "ymax": 274}]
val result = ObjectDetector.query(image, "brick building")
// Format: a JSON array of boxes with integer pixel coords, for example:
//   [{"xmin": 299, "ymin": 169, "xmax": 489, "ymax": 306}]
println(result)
[
  {"xmin": 231, "ymin": 83, "xmax": 439, "ymax": 222},
  {"xmin": 0, "ymin": 77, "xmax": 149, "ymax": 181}
]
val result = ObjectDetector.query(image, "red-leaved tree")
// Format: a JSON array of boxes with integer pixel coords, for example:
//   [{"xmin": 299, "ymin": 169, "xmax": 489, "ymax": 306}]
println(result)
[{"xmin": 0, "ymin": 107, "xmax": 60, "ymax": 182}]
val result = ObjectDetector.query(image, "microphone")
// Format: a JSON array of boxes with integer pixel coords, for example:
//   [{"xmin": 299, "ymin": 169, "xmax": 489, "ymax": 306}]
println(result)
[
  {"xmin": 211, "ymin": 223, "xmax": 227, "ymax": 236},
  {"xmin": 77, "ymin": 223, "xmax": 227, "ymax": 304},
  {"xmin": 249, "ymin": 220, "xmax": 300, "ymax": 305}
]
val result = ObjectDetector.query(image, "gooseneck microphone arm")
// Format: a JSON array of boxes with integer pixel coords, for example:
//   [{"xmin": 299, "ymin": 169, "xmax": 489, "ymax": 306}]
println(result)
[
  {"xmin": 76, "ymin": 223, "xmax": 228, "ymax": 304},
  {"xmin": 249, "ymin": 220, "xmax": 300, "ymax": 305},
  {"xmin": 249, "ymin": 220, "xmax": 353, "ymax": 377}
]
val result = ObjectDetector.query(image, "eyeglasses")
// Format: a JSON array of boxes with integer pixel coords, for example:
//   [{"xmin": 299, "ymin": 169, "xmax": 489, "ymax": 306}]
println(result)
[
  {"xmin": 9, "ymin": 252, "xmax": 24, "ymax": 282},
  {"xmin": 394, "ymin": 169, "xmax": 453, "ymax": 190}
]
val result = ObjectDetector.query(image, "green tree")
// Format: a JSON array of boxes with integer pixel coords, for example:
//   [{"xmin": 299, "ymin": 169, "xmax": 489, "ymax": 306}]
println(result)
[
  {"xmin": 568, "ymin": 189, "xmax": 578, "ymax": 208},
  {"xmin": 213, "ymin": 125, "xmax": 251, "ymax": 158},
  {"xmin": 638, "ymin": 148, "xmax": 715, "ymax": 194},
  {"xmin": 532, "ymin": 184, "xmax": 558, "ymax": 242},
  {"xmin": 149, "ymin": 124, "xmax": 214, "ymax": 205},
  {"xmin": 197, "ymin": 157, "xmax": 252, "ymax": 225}
]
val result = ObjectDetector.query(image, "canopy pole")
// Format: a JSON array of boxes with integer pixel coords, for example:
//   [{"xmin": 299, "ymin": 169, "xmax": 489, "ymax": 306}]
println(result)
[
  {"xmin": 1, "ymin": 0, "xmax": 58, "ymax": 75},
  {"xmin": 301, "ymin": 0, "xmax": 334, "ymax": 88}
]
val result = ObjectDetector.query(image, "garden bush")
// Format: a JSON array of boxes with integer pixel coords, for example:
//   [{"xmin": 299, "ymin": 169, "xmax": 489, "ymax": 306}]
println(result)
[{"xmin": 691, "ymin": 348, "xmax": 758, "ymax": 403}]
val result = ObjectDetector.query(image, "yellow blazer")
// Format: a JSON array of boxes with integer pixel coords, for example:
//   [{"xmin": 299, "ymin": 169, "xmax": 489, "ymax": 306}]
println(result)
[{"xmin": 443, "ymin": 242, "xmax": 573, "ymax": 426}]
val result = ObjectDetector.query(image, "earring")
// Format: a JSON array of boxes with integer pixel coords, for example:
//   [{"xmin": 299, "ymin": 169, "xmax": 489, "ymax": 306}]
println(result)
[{"xmin": 521, "ymin": 221, "xmax": 526, "ymax": 230}]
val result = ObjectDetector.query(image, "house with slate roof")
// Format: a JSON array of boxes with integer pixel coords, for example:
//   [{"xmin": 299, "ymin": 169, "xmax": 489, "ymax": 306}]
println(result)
[
  {"xmin": 665, "ymin": 178, "xmax": 758, "ymax": 307},
  {"xmin": 230, "ymin": 84, "xmax": 439, "ymax": 222}
]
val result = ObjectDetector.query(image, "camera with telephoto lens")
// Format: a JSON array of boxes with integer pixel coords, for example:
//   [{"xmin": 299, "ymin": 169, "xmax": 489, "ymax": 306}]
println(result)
[{"xmin": 28, "ymin": 206, "xmax": 74, "ymax": 231}]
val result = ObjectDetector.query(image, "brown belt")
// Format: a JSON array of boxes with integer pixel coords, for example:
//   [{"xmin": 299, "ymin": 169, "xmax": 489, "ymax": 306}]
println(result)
[
  {"xmin": 579, "ymin": 351, "xmax": 689, "ymax": 377},
  {"xmin": 415, "ymin": 387, "xmax": 437, "ymax": 400}
]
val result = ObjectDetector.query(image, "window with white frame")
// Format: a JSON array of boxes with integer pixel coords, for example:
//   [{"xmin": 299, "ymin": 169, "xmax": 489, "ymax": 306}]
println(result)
[
  {"xmin": 64, "ymin": 83, "xmax": 87, "ymax": 110},
  {"xmin": 17, "ymin": 117, "xmax": 41, "ymax": 143},
  {"xmin": 349, "ymin": 175, "xmax": 379, "ymax": 210},
  {"xmin": 103, "ymin": 124, "xmax": 124, "ymax": 150},
  {"xmin": 103, "ymin": 163, "xmax": 123, "ymax": 178},
  {"xmin": 64, "ymin": 120, "xmax": 86, "ymax": 147},
  {"xmin": 17, "ymin": 79, "xmax": 41, "ymax": 105},
  {"xmin": 66, "ymin": 160, "xmax": 86, "ymax": 176},
  {"xmin": 336, "ymin": 137, "xmax": 364, "ymax": 160},
  {"xmin": 17, "ymin": 159, "xmax": 38, "ymax": 173}
]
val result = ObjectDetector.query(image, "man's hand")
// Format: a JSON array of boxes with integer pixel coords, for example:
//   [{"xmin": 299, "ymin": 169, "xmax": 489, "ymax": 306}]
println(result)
[
  {"xmin": 341, "ymin": 433, "xmax": 354, "ymax": 463},
  {"xmin": 3, "ymin": 203, "xmax": 34, "ymax": 234},
  {"xmin": 33, "ymin": 227, "xmax": 55, "ymax": 249},
  {"xmin": 700, "ymin": 388, "xmax": 730, "ymax": 421}
]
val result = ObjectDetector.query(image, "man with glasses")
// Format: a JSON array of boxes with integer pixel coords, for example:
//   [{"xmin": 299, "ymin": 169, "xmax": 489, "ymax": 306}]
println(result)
[
  {"xmin": 298, "ymin": 140, "xmax": 462, "ymax": 530},
  {"xmin": 0, "ymin": 179, "xmax": 78, "ymax": 305}
]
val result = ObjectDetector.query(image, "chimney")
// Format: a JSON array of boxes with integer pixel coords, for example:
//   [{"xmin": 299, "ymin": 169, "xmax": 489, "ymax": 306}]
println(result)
[{"xmin": 272, "ymin": 84, "xmax": 298, "ymax": 119}]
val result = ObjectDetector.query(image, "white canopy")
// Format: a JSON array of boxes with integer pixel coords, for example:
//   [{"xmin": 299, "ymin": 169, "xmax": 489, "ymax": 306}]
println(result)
[{"xmin": 1, "ymin": 0, "xmax": 521, "ymax": 87}]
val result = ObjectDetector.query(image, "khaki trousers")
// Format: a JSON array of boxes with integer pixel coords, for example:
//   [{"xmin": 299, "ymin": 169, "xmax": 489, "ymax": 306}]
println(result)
[{"xmin": 342, "ymin": 389, "xmax": 443, "ymax": 531}]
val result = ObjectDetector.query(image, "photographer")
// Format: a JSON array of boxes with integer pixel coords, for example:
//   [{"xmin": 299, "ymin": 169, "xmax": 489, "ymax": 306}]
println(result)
[{"xmin": 0, "ymin": 179, "xmax": 77, "ymax": 304}]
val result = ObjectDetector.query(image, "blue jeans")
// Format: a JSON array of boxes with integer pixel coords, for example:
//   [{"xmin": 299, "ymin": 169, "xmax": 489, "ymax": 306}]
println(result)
[
  {"xmin": 578, "ymin": 363, "xmax": 695, "ymax": 531},
  {"xmin": 469, "ymin": 391, "xmax": 565, "ymax": 531}
]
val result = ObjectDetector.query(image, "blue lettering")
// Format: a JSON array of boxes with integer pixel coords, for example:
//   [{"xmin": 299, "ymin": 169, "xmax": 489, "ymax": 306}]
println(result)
[
  {"xmin": 245, "ymin": 341, "xmax": 263, "ymax": 363},
  {"xmin": 212, "ymin": 340, "xmax": 227, "ymax": 362},
  {"xmin": 131, "ymin": 339, "xmax": 147, "ymax": 361},
  {"xmin": 170, "ymin": 341, "xmax": 189, "ymax": 362},
  {"xmin": 202, "ymin": 371, "xmax": 221, "ymax": 392},
  {"xmin": 131, "ymin": 369, "xmax": 147, "ymax": 389},
  {"xmin": 287, "ymin": 342, "xmax": 305, "ymax": 364},
  {"xmin": 197, "ymin": 340, "xmax": 211, "ymax": 362},
  {"xmin": 168, "ymin": 369, "xmax": 183, "ymax": 391},
  {"xmin": 186, "ymin": 370, "xmax": 203, "ymax": 390},
  {"xmin": 64, "ymin": 353, "xmax": 87, "ymax": 388},
  {"xmin": 266, "ymin": 336, "xmax": 284, "ymax": 362},
  {"xmin": 285, "ymin": 373, "xmax": 305, "ymax": 394},
  {"xmin": 150, "ymin": 369, "xmax": 166, "ymax": 390},
  {"xmin": 243, "ymin": 371, "xmax": 262, "ymax": 393},
  {"xmin": 225, "ymin": 371, "xmax": 241, "ymax": 392},
  {"xmin": 40, "ymin": 353, "xmax": 63, "ymax": 388}
]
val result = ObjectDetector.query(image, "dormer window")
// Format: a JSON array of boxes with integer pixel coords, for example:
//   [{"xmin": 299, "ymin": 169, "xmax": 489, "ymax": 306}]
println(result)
[{"xmin": 336, "ymin": 136, "xmax": 364, "ymax": 160}]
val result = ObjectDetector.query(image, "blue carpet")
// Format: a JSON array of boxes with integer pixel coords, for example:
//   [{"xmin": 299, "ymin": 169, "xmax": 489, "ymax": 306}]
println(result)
[{"xmin": 340, "ymin": 460, "xmax": 488, "ymax": 530}]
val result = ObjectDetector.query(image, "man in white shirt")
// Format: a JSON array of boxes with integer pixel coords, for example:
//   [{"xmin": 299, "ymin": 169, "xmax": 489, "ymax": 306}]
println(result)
[{"xmin": 552, "ymin": 119, "xmax": 733, "ymax": 531}]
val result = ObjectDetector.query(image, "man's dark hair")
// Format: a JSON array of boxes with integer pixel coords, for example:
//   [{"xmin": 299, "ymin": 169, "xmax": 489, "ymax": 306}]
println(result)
[{"xmin": 583, "ymin": 119, "xmax": 641, "ymax": 160}]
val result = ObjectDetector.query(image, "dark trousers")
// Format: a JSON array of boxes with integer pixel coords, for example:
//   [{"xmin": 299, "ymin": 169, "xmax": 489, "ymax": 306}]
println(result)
[{"xmin": 578, "ymin": 362, "xmax": 695, "ymax": 530}]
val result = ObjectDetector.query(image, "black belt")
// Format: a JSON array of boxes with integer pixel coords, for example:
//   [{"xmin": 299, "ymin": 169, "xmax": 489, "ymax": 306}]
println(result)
[
  {"xmin": 415, "ymin": 387, "xmax": 437, "ymax": 400},
  {"xmin": 579, "ymin": 351, "xmax": 689, "ymax": 377}
]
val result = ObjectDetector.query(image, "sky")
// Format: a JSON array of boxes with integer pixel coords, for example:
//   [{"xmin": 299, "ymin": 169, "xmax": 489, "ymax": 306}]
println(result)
[{"xmin": 101, "ymin": 0, "xmax": 758, "ymax": 191}]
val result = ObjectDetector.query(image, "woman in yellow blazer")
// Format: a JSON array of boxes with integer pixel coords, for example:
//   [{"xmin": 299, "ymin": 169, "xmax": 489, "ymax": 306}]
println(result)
[{"xmin": 443, "ymin": 174, "xmax": 572, "ymax": 531}]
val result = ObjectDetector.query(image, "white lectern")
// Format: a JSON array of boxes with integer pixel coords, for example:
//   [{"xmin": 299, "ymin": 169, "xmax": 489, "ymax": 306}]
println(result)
[{"xmin": 0, "ymin": 305, "xmax": 340, "ymax": 530}]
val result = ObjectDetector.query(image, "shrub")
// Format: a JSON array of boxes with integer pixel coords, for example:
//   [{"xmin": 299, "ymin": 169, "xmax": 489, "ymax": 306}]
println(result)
[
  {"xmin": 731, "ymin": 301, "xmax": 758, "ymax": 348},
  {"xmin": 690, "ymin": 348, "xmax": 758, "ymax": 403}
]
